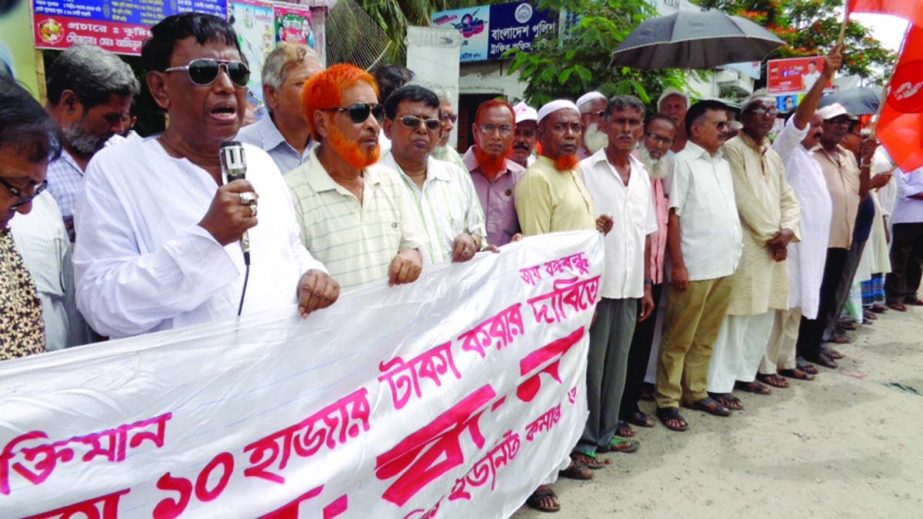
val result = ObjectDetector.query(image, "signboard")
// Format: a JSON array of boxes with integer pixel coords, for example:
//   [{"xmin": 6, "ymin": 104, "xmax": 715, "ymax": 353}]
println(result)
[
  {"xmin": 0, "ymin": 232, "xmax": 601, "ymax": 518},
  {"xmin": 31, "ymin": 0, "xmax": 227, "ymax": 55},
  {"xmin": 274, "ymin": 3, "xmax": 315, "ymax": 47},
  {"xmin": 767, "ymin": 56, "xmax": 834, "ymax": 94},
  {"xmin": 231, "ymin": 0, "xmax": 274, "ymax": 101},
  {"xmin": 775, "ymin": 93, "xmax": 802, "ymax": 113},
  {"xmin": 432, "ymin": 1, "xmax": 557, "ymax": 63}
]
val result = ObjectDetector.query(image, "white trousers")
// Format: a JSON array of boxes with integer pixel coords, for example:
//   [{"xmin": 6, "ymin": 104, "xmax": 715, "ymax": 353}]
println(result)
[
  {"xmin": 760, "ymin": 308, "xmax": 800, "ymax": 374},
  {"xmin": 707, "ymin": 312, "xmax": 775, "ymax": 393}
]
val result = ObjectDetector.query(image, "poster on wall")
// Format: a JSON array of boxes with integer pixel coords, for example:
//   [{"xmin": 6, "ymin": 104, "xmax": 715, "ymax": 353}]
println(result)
[
  {"xmin": 230, "ymin": 0, "xmax": 275, "ymax": 102},
  {"xmin": 432, "ymin": 6, "xmax": 490, "ymax": 62},
  {"xmin": 274, "ymin": 3, "xmax": 315, "ymax": 47},
  {"xmin": 1, "ymin": 0, "xmax": 40, "ymax": 95},
  {"xmin": 31, "ymin": 0, "xmax": 227, "ymax": 56},
  {"xmin": 767, "ymin": 56, "xmax": 835, "ymax": 93}
]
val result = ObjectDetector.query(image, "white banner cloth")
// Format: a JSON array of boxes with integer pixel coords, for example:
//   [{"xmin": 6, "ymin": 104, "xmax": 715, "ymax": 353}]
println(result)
[{"xmin": 0, "ymin": 231, "xmax": 602, "ymax": 518}]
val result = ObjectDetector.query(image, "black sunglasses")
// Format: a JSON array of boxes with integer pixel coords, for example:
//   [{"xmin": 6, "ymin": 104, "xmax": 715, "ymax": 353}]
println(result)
[
  {"xmin": 323, "ymin": 103, "xmax": 384, "ymax": 124},
  {"xmin": 0, "ymin": 176, "xmax": 47, "ymax": 210},
  {"xmin": 164, "ymin": 59, "xmax": 250, "ymax": 88},
  {"xmin": 398, "ymin": 115, "xmax": 442, "ymax": 131}
]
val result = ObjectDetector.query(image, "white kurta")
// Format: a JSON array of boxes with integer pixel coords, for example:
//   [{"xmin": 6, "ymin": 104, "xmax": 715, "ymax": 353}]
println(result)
[
  {"xmin": 578, "ymin": 150, "xmax": 657, "ymax": 299},
  {"xmin": 772, "ymin": 118, "xmax": 832, "ymax": 319},
  {"xmin": 75, "ymin": 137, "xmax": 325, "ymax": 339}
]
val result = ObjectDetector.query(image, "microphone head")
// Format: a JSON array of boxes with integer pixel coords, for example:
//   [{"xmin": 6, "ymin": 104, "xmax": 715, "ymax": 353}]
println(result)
[{"xmin": 220, "ymin": 140, "xmax": 247, "ymax": 182}]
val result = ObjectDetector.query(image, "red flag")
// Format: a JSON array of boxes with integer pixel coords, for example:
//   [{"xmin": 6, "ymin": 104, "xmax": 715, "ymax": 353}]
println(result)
[
  {"xmin": 878, "ymin": 23, "xmax": 923, "ymax": 172},
  {"xmin": 847, "ymin": 0, "xmax": 923, "ymax": 27}
]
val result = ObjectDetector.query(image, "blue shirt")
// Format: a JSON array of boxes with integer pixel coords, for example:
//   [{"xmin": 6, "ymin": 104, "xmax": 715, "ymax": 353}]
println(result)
[{"xmin": 236, "ymin": 114, "xmax": 312, "ymax": 175}]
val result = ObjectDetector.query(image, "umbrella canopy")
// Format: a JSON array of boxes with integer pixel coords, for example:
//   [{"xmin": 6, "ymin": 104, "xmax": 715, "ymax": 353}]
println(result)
[
  {"xmin": 819, "ymin": 87, "xmax": 883, "ymax": 116},
  {"xmin": 610, "ymin": 11, "xmax": 785, "ymax": 70}
]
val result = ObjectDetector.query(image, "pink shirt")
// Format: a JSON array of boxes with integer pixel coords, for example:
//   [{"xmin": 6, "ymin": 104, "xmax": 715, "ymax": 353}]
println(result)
[
  {"xmin": 649, "ymin": 178, "xmax": 669, "ymax": 284},
  {"xmin": 463, "ymin": 148, "xmax": 526, "ymax": 246}
]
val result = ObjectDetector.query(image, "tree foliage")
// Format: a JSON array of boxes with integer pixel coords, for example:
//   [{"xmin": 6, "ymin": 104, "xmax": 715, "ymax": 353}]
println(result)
[
  {"xmin": 505, "ymin": 0, "xmax": 687, "ymax": 108},
  {"xmin": 357, "ymin": 0, "xmax": 453, "ymax": 63},
  {"xmin": 696, "ymin": 0, "xmax": 895, "ymax": 83}
]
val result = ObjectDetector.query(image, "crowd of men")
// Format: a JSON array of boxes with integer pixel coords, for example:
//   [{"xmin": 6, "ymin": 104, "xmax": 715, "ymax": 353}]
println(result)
[{"xmin": 1, "ymin": 12, "xmax": 922, "ymax": 515}]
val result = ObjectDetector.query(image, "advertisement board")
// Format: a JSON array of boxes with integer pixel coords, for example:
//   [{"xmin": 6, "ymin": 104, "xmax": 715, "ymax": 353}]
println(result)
[
  {"xmin": 31, "ymin": 0, "xmax": 227, "ymax": 56},
  {"xmin": 767, "ymin": 56, "xmax": 834, "ymax": 93}
]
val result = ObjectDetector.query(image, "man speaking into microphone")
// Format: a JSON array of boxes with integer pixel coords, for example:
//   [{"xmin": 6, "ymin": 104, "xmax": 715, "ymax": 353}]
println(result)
[{"xmin": 74, "ymin": 13, "xmax": 339, "ymax": 339}]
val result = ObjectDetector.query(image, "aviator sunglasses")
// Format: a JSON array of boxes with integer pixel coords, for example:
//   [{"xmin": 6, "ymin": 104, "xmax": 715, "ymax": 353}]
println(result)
[
  {"xmin": 398, "ymin": 115, "xmax": 442, "ymax": 131},
  {"xmin": 164, "ymin": 58, "xmax": 250, "ymax": 87},
  {"xmin": 323, "ymin": 103, "xmax": 384, "ymax": 124}
]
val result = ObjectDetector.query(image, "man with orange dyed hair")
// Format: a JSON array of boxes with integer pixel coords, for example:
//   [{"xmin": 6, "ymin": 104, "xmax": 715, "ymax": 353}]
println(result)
[
  {"xmin": 286, "ymin": 63, "xmax": 427, "ymax": 289},
  {"xmin": 463, "ymin": 99, "xmax": 526, "ymax": 247}
]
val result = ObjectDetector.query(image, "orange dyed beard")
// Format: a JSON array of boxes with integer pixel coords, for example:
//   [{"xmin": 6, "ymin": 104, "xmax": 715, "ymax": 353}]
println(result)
[
  {"xmin": 474, "ymin": 145, "xmax": 510, "ymax": 181},
  {"xmin": 549, "ymin": 154, "xmax": 579, "ymax": 172},
  {"xmin": 328, "ymin": 124, "xmax": 379, "ymax": 170}
]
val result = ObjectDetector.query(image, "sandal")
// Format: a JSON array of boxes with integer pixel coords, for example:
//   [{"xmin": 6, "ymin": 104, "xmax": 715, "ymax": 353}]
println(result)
[
  {"xmin": 904, "ymin": 296, "xmax": 923, "ymax": 306},
  {"xmin": 708, "ymin": 392, "xmax": 743, "ymax": 411},
  {"xmin": 570, "ymin": 451, "xmax": 609, "ymax": 469},
  {"xmin": 735, "ymin": 381, "xmax": 772, "ymax": 395},
  {"xmin": 887, "ymin": 301, "xmax": 907, "ymax": 312},
  {"xmin": 823, "ymin": 347, "xmax": 844, "ymax": 359},
  {"xmin": 656, "ymin": 407, "xmax": 688, "ymax": 431},
  {"xmin": 828, "ymin": 333, "xmax": 851, "ymax": 345},
  {"xmin": 778, "ymin": 368, "xmax": 815, "ymax": 381},
  {"xmin": 796, "ymin": 357, "xmax": 819, "ymax": 375},
  {"xmin": 684, "ymin": 397, "xmax": 732, "ymax": 417},
  {"xmin": 526, "ymin": 485, "xmax": 560, "ymax": 513},
  {"xmin": 599, "ymin": 436, "xmax": 640, "ymax": 454},
  {"xmin": 804, "ymin": 353, "xmax": 838, "ymax": 369},
  {"xmin": 628, "ymin": 410, "xmax": 656, "ymax": 428},
  {"xmin": 559, "ymin": 459, "xmax": 593, "ymax": 480},
  {"xmin": 756, "ymin": 373, "xmax": 789, "ymax": 388},
  {"xmin": 870, "ymin": 304, "xmax": 887, "ymax": 313},
  {"xmin": 616, "ymin": 420, "xmax": 634, "ymax": 438}
]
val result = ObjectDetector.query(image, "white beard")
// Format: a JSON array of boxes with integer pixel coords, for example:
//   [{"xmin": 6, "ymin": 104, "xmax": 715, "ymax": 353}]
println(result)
[
  {"xmin": 638, "ymin": 147, "xmax": 668, "ymax": 179},
  {"xmin": 583, "ymin": 123, "xmax": 608, "ymax": 154}
]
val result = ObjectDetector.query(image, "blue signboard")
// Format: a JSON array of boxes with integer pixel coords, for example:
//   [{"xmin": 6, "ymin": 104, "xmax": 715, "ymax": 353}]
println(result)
[{"xmin": 432, "ymin": 1, "xmax": 557, "ymax": 63}]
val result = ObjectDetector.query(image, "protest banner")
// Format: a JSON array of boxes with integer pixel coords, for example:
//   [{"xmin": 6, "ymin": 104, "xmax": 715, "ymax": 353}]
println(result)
[
  {"xmin": 766, "ymin": 56, "xmax": 835, "ymax": 94},
  {"xmin": 0, "ymin": 231, "xmax": 602, "ymax": 518}
]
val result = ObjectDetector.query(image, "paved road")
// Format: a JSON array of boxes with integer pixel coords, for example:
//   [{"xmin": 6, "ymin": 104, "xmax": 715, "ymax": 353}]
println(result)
[{"xmin": 512, "ymin": 305, "xmax": 923, "ymax": 519}]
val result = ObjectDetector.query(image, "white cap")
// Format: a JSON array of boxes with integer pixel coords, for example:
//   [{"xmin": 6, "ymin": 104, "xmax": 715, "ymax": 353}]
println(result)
[
  {"xmin": 576, "ymin": 91, "xmax": 607, "ymax": 112},
  {"xmin": 537, "ymin": 99, "xmax": 580, "ymax": 123},
  {"xmin": 657, "ymin": 88, "xmax": 689, "ymax": 109},
  {"xmin": 513, "ymin": 101, "xmax": 538, "ymax": 123},
  {"xmin": 818, "ymin": 102, "xmax": 851, "ymax": 121}
]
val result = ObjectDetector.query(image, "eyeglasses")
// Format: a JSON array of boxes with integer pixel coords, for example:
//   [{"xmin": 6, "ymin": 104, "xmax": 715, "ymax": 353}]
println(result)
[
  {"xmin": 0, "ymin": 176, "xmax": 47, "ymax": 209},
  {"xmin": 748, "ymin": 106, "xmax": 779, "ymax": 118},
  {"xmin": 440, "ymin": 112, "xmax": 458, "ymax": 123},
  {"xmin": 398, "ymin": 115, "xmax": 442, "ymax": 131},
  {"xmin": 646, "ymin": 133, "xmax": 673, "ymax": 145},
  {"xmin": 477, "ymin": 124, "xmax": 513, "ymax": 136},
  {"xmin": 164, "ymin": 59, "xmax": 251, "ymax": 88},
  {"xmin": 323, "ymin": 103, "xmax": 384, "ymax": 124}
]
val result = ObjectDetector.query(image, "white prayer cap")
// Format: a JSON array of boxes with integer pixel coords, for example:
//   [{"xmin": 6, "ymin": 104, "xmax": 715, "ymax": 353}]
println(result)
[
  {"xmin": 513, "ymin": 101, "xmax": 538, "ymax": 123},
  {"xmin": 818, "ymin": 102, "xmax": 851, "ymax": 121},
  {"xmin": 740, "ymin": 88, "xmax": 776, "ymax": 112},
  {"xmin": 576, "ymin": 91, "xmax": 607, "ymax": 112},
  {"xmin": 657, "ymin": 88, "xmax": 689, "ymax": 109},
  {"xmin": 537, "ymin": 99, "xmax": 580, "ymax": 123}
]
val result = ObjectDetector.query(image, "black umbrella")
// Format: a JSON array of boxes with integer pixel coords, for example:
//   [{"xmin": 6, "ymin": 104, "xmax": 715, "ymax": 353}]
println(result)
[
  {"xmin": 610, "ymin": 11, "xmax": 785, "ymax": 70},
  {"xmin": 819, "ymin": 87, "xmax": 883, "ymax": 116}
]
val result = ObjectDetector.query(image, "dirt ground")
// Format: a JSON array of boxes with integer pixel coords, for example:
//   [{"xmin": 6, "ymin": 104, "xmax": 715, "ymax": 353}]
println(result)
[{"xmin": 512, "ymin": 305, "xmax": 923, "ymax": 519}]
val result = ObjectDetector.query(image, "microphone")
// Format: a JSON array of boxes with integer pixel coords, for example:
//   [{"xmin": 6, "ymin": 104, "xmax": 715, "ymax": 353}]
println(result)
[{"xmin": 219, "ymin": 140, "xmax": 250, "ymax": 262}]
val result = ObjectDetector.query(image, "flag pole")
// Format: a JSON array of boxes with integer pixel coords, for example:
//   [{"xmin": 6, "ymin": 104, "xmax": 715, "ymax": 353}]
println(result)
[{"xmin": 837, "ymin": 6, "xmax": 849, "ymax": 46}]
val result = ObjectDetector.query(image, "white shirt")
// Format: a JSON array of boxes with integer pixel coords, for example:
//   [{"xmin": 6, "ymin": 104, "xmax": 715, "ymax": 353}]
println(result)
[
  {"xmin": 892, "ymin": 166, "xmax": 923, "ymax": 224},
  {"xmin": 382, "ymin": 153, "xmax": 487, "ymax": 265},
  {"xmin": 579, "ymin": 150, "xmax": 657, "ymax": 299},
  {"xmin": 669, "ymin": 141, "xmax": 742, "ymax": 281},
  {"xmin": 9, "ymin": 192, "xmax": 91, "ymax": 349},
  {"xmin": 237, "ymin": 114, "xmax": 312, "ymax": 175},
  {"xmin": 772, "ymin": 117, "xmax": 832, "ymax": 319},
  {"xmin": 74, "ymin": 137, "xmax": 325, "ymax": 338},
  {"xmin": 872, "ymin": 147, "xmax": 898, "ymax": 218}
]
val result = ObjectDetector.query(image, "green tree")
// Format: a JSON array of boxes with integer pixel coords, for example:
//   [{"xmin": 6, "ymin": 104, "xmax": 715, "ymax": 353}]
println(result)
[
  {"xmin": 506, "ymin": 0, "xmax": 687, "ymax": 108},
  {"xmin": 696, "ymin": 0, "xmax": 895, "ymax": 82},
  {"xmin": 357, "ymin": 0, "xmax": 452, "ymax": 63}
]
